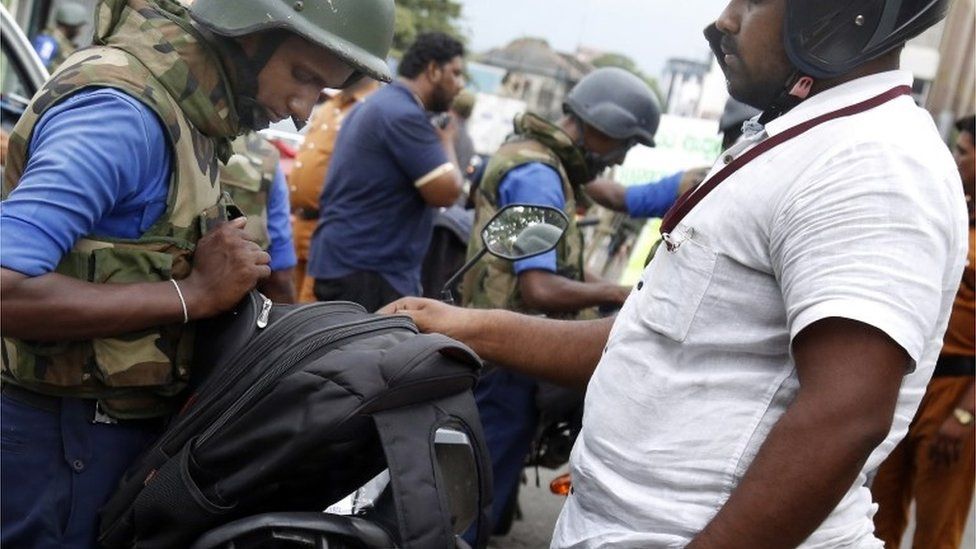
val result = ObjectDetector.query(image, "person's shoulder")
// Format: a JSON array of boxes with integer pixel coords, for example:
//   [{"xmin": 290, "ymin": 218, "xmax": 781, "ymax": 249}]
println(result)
[
  {"xmin": 50, "ymin": 87, "xmax": 159, "ymax": 119},
  {"xmin": 30, "ymin": 87, "xmax": 169, "ymax": 163},
  {"xmin": 505, "ymin": 161, "xmax": 561, "ymax": 182},
  {"xmin": 794, "ymin": 102, "xmax": 954, "ymax": 187},
  {"xmin": 366, "ymin": 84, "xmax": 423, "ymax": 118}
]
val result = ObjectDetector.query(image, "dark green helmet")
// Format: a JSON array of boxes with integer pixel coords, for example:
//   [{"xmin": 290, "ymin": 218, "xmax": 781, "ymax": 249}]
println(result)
[
  {"xmin": 55, "ymin": 2, "xmax": 88, "ymax": 27},
  {"xmin": 189, "ymin": 0, "xmax": 395, "ymax": 84}
]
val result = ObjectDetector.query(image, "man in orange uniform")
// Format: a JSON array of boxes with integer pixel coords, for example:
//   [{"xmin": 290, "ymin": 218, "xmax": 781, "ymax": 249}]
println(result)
[
  {"xmin": 871, "ymin": 114, "xmax": 976, "ymax": 548},
  {"xmin": 288, "ymin": 78, "xmax": 379, "ymax": 302}
]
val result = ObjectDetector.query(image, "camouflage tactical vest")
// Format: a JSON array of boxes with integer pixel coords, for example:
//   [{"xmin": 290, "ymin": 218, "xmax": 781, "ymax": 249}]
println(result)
[
  {"xmin": 462, "ymin": 113, "xmax": 587, "ymax": 318},
  {"xmin": 1, "ymin": 0, "xmax": 241, "ymax": 419},
  {"xmin": 221, "ymin": 133, "xmax": 280, "ymax": 250}
]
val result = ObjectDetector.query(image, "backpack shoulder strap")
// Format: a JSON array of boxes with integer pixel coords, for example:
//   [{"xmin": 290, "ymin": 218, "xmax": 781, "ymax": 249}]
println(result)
[{"xmin": 372, "ymin": 391, "xmax": 493, "ymax": 549}]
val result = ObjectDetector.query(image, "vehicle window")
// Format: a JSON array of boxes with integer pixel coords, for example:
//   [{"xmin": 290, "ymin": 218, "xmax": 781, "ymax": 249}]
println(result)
[{"xmin": 0, "ymin": 40, "xmax": 33, "ymax": 130}]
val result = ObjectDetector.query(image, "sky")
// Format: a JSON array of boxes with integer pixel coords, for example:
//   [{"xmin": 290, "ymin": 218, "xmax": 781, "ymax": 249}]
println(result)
[{"xmin": 458, "ymin": 0, "xmax": 731, "ymax": 78}]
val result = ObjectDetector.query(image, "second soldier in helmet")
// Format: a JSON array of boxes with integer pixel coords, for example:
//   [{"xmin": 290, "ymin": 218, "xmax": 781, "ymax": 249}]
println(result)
[{"xmin": 462, "ymin": 66, "xmax": 661, "ymax": 539}]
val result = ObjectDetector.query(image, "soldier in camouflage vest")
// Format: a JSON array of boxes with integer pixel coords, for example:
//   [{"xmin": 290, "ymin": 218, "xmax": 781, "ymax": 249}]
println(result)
[
  {"xmin": 0, "ymin": 0, "xmax": 393, "ymax": 545},
  {"xmin": 32, "ymin": 3, "xmax": 88, "ymax": 71},
  {"xmin": 222, "ymin": 132, "xmax": 297, "ymax": 303},
  {"xmin": 460, "ymin": 67, "xmax": 660, "ymax": 538}
]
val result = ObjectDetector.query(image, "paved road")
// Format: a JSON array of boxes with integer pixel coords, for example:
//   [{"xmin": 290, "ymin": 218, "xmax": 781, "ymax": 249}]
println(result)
[{"xmin": 490, "ymin": 468, "xmax": 976, "ymax": 549}]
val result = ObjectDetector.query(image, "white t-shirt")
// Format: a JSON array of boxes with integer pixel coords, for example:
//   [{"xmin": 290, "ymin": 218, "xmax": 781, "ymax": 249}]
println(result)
[{"xmin": 551, "ymin": 71, "xmax": 969, "ymax": 549}]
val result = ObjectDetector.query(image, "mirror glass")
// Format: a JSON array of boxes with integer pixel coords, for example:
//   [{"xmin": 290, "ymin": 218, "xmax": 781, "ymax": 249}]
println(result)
[{"xmin": 481, "ymin": 205, "xmax": 569, "ymax": 261}]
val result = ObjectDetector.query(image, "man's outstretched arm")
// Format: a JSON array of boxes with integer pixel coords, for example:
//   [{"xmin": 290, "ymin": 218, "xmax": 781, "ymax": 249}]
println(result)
[{"xmin": 380, "ymin": 297, "xmax": 613, "ymax": 388}]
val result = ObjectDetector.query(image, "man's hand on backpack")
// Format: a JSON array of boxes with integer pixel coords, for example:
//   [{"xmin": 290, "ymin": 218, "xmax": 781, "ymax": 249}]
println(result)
[
  {"xmin": 379, "ymin": 297, "xmax": 480, "ymax": 342},
  {"xmin": 182, "ymin": 217, "xmax": 271, "ymax": 319}
]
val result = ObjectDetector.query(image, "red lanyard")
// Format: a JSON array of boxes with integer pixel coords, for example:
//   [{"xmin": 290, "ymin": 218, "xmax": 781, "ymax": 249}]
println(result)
[{"xmin": 659, "ymin": 85, "xmax": 913, "ymax": 243}]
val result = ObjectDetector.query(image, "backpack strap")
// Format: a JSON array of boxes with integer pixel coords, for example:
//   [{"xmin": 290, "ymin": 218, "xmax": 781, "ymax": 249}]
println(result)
[{"xmin": 372, "ymin": 391, "xmax": 493, "ymax": 549}]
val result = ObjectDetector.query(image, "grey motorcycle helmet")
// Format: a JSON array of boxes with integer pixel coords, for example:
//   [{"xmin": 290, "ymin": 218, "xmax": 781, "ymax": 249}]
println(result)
[
  {"xmin": 55, "ymin": 3, "xmax": 87, "ymax": 27},
  {"xmin": 784, "ymin": 0, "xmax": 950, "ymax": 79},
  {"xmin": 563, "ymin": 67, "xmax": 660, "ymax": 148}
]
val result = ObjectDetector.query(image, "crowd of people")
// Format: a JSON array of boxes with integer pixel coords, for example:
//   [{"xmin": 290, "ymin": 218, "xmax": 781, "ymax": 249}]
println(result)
[{"xmin": 0, "ymin": 0, "xmax": 973, "ymax": 547}]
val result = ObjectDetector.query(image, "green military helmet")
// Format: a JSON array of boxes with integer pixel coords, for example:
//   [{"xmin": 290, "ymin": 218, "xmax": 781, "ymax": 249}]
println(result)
[
  {"xmin": 189, "ymin": 0, "xmax": 395, "ymax": 84},
  {"xmin": 451, "ymin": 89, "xmax": 476, "ymax": 119},
  {"xmin": 55, "ymin": 2, "xmax": 88, "ymax": 27}
]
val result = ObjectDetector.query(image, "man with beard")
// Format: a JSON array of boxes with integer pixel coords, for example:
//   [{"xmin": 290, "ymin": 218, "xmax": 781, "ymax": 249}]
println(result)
[
  {"xmin": 0, "ymin": 0, "xmax": 394, "ymax": 545},
  {"xmin": 307, "ymin": 32, "xmax": 465, "ymax": 310},
  {"xmin": 380, "ymin": 0, "xmax": 967, "ymax": 546}
]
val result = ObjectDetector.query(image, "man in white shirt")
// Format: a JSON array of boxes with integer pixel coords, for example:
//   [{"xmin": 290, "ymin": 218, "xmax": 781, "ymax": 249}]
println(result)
[{"xmin": 381, "ymin": 0, "xmax": 968, "ymax": 546}]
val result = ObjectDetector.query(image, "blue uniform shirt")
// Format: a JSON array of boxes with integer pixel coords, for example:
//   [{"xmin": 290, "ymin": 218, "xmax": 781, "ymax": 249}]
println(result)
[
  {"xmin": 266, "ymin": 165, "xmax": 297, "ymax": 271},
  {"xmin": 31, "ymin": 34, "xmax": 59, "ymax": 69},
  {"xmin": 623, "ymin": 171, "xmax": 682, "ymax": 218},
  {"xmin": 1, "ymin": 88, "xmax": 171, "ymax": 276},
  {"xmin": 1, "ymin": 87, "xmax": 295, "ymax": 276},
  {"xmin": 308, "ymin": 81, "xmax": 451, "ymax": 296},
  {"xmin": 496, "ymin": 162, "xmax": 565, "ymax": 275}
]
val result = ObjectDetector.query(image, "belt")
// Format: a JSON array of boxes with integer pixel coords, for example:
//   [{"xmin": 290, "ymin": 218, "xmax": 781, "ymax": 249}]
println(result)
[
  {"xmin": 1, "ymin": 382, "xmax": 60, "ymax": 412},
  {"xmin": 933, "ymin": 355, "xmax": 975, "ymax": 377},
  {"xmin": 1, "ymin": 383, "xmax": 165, "ymax": 426},
  {"xmin": 293, "ymin": 207, "xmax": 320, "ymax": 220}
]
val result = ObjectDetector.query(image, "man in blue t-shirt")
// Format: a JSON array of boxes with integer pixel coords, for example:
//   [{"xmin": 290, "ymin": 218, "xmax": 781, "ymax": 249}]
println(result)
[{"xmin": 307, "ymin": 33, "xmax": 465, "ymax": 311}]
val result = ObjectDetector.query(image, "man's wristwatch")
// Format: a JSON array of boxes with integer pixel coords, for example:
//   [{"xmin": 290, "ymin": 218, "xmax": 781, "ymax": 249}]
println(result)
[{"xmin": 953, "ymin": 407, "xmax": 974, "ymax": 426}]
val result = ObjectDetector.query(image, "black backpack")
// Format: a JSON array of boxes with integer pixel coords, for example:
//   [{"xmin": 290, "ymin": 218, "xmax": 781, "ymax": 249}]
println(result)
[{"xmin": 98, "ymin": 291, "xmax": 493, "ymax": 548}]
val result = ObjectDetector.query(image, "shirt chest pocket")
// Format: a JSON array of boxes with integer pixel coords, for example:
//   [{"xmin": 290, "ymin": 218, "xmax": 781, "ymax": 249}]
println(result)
[{"xmin": 635, "ymin": 235, "xmax": 717, "ymax": 342}]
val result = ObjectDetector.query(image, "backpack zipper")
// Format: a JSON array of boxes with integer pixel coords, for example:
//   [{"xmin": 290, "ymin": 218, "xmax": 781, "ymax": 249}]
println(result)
[
  {"xmin": 164, "ymin": 303, "xmax": 367, "ymax": 448},
  {"xmin": 196, "ymin": 316, "xmax": 416, "ymax": 446},
  {"xmin": 256, "ymin": 295, "xmax": 274, "ymax": 328}
]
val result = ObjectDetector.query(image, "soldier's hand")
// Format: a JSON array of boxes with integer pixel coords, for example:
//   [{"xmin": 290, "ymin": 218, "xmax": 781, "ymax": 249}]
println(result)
[
  {"xmin": 678, "ymin": 166, "xmax": 710, "ymax": 195},
  {"xmin": 611, "ymin": 284, "xmax": 632, "ymax": 306},
  {"xmin": 182, "ymin": 217, "xmax": 271, "ymax": 319},
  {"xmin": 0, "ymin": 129, "xmax": 9, "ymax": 167}
]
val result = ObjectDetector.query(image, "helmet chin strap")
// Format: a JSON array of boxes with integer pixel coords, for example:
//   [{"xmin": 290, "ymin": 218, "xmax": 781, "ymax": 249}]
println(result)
[
  {"xmin": 704, "ymin": 23, "xmax": 816, "ymax": 127},
  {"xmin": 570, "ymin": 115, "xmax": 615, "ymax": 181},
  {"xmin": 757, "ymin": 71, "xmax": 816, "ymax": 125},
  {"xmin": 199, "ymin": 26, "xmax": 284, "ymax": 131}
]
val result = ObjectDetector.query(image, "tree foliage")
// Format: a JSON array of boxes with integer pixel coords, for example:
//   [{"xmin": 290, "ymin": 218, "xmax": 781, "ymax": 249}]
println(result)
[{"xmin": 392, "ymin": 0, "xmax": 465, "ymax": 56}]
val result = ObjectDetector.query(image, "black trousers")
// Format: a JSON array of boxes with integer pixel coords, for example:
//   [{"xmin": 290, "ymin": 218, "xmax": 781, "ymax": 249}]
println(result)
[{"xmin": 313, "ymin": 272, "xmax": 404, "ymax": 312}]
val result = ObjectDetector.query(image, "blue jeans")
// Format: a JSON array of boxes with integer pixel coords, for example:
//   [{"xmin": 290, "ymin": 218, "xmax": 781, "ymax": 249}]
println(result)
[
  {"xmin": 1, "ymin": 393, "xmax": 160, "ymax": 548},
  {"xmin": 463, "ymin": 369, "xmax": 538, "ymax": 543}
]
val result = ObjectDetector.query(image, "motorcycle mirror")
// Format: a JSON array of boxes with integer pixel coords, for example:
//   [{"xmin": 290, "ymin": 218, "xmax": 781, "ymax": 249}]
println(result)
[
  {"xmin": 480, "ymin": 205, "xmax": 568, "ymax": 261},
  {"xmin": 440, "ymin": 204, "xmax": 569, "ymax": 304}
]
